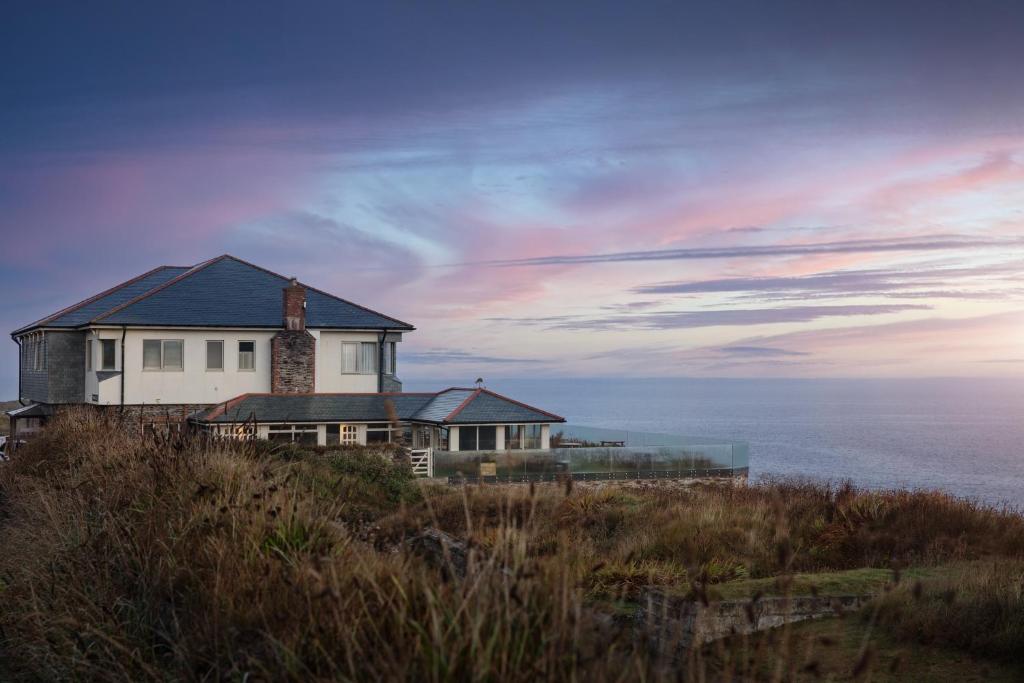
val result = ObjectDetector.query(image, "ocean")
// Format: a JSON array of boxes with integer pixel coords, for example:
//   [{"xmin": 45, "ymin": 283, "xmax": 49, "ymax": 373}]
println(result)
[{"xmin": 404, "ymin": 377, "xmax": 1024, "ymax": 508}]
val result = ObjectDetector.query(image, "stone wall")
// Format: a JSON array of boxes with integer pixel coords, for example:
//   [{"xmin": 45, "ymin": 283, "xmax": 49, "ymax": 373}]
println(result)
[
  {"xmin": 638, "ymin": 589, "xmax": 872, "ymax": 649},
  {"xmin": 271, "ymin": 330, "xmax": 316, "ymax": 393}
]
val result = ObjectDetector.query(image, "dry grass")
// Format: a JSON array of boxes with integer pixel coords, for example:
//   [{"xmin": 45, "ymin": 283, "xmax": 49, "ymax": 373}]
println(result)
[
  {"xmin": 0, "ymin": 399, "xmax": 18, "ymax": 435},
  {"xmin": 1, "ymin": 408, "xmax": 1023, "ymax": 681}
]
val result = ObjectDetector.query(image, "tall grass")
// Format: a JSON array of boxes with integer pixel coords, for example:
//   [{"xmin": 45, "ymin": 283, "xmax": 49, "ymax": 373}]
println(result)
[{"xmin": 1, "ymin": 409, "xmax": 1023, "ymax": 680}]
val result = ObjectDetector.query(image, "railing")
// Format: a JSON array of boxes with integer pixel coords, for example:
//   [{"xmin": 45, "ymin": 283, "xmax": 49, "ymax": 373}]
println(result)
[
  {"xmin": 433, "ymin": 424, "xmax": 749, "ymax": 483},
  {"xmin": 410, "ymin": 447, "xmax": 433, "ymax": 478}
]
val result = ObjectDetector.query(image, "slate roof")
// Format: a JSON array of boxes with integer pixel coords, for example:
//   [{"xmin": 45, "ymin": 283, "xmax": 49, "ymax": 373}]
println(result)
[
  {"xmin": 193, "ymin": 388, "xmax": 565, "ymax": 425},
  {"xmin": 12, "ymin": 255, "xmax": 413, "ymax": 335},
  {"xmin": 12, "ymin": 266, "xmax": 190, "ymax": 334}
]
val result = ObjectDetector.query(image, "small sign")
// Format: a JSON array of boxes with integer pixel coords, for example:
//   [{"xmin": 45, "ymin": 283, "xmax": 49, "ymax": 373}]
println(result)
[{"xmin": 479, "ymin": 462, "xmax": 497, "ymax": 477}]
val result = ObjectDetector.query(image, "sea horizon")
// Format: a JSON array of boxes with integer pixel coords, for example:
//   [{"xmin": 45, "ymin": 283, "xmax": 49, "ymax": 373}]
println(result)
[{"xmin": 405, "ymin": 376, "xmax": 1024, "ymax": 508}]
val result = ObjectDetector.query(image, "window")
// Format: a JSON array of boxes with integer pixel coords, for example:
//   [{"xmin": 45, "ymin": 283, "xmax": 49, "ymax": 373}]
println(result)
[
  {"xmin": 366, "ymin": 422, "xmax": 399, "ymax": 444},
  {"xmin": 361, "ymin": 342, "xmax": 377, "ymax": 374},
  {"xmin": 460, "ymin": 426, "xmax": 496, "ymax": 451},
  {"xmin": 100, "ymin": 339, "xmax": 116, "ymax": 370},
  {"xmin": 505, "ymin": 425, "xmax": 522, "ymax": 450},
  {"xmin": 267, "ymin": 423, "xmax": 317, "ymax": 445},
  {"xmin": 238, "ymin": 341, "xmax": 255, "ymax": 371},
  {"xmin": 86, "ymin": 339, "xmax": 93, "ymax": 371},
  {"xmin": 383, "ymin": 341, "xmax": 396, "ymax": 375},
  {"xmin": 143, "ymin": 339, "xmax": 183, "ymax": 371},
  {"xmin": 342, "ymin": 342, "xmax": 379, "ymax": 374},
  {"xmin": 524, "ymin": 424, "xmax": 542, "ymax": 449},
  {"xmin": 504, "ymin": 424, "xmax": 543, "ymax": 450},
  {"xmin": 206, "ymin": 340, "xmax": 224, "ymax": 371},
  {"xmin": 31, "ymin": 335, "xmax": 46, "ymax": 371},
  {"xmin": 327, "ymin": 424, "xmax": 359, "ymax": 446}
]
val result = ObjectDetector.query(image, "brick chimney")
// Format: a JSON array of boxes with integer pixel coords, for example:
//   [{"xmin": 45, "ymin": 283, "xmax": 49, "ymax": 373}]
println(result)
[
  {"xmin": 271, "ymin": 278, "xmax": 315, "ymax": 393},
  {"xmin": 283, "ymin": 277, "xmax": 306, "ymax": 330}
]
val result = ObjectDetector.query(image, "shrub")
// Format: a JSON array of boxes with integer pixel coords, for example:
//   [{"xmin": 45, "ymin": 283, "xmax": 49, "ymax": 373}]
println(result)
[{"xmin": 873, "ymin": 560, "xmax": 1024, "ymax": 661}]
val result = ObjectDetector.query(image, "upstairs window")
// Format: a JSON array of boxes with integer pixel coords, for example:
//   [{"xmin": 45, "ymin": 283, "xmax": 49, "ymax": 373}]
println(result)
[
  {"xmin": 238, "ymin": 341, "xmax": 255, "ymax": 371},
  {"xmin": 342, "ymin": 342, "xmax": 378, "ymax": 374},
  {"xmin": 143, "ymin": 339, "xmax": 183, "ymax": 371},
  {"xmin": 206, "ymin": 340, "xmax": 224, "ymax": 371},
  {"xmin": 383, "ymin": 341, "xmax": 396, "ymax": 375},
  {"xmin": 32, "ymin": 336, "xmax": 46, "ymax": 371},
  {"xmin": 100, "ymin": 339, "xmax": 117, "ymax": 370},
  {"xmin": 85, "ymin": 339, "xmax": 93, "ymax": 371}
]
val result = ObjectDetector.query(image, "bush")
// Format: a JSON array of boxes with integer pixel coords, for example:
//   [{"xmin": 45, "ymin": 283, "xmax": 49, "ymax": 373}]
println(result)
[{"xmin": 873, "ymin": 560, "xmax": 1024, "ymax": 661}]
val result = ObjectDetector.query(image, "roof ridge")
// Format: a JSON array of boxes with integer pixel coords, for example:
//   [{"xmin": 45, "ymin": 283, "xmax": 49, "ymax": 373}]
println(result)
[
  {"xmin": 203, "ymin": 392, "xmax": 254, "ymax": 421},
  {"xmin": 444, "ymin": 388, "xmax": 483, "ymax": 421},
  {"xmin": 91, "ymin": 255, "xmax": 228, "ymax": 323},
  {"xmin": 215, "ymin": 254, "xmax": 416, "ymax": 330},
  {"xmin": 11, "ymin": 265, "xmax": 178, "ymax": 335},
  {"xmin": 217, "ymin": 391, "xmax": 438, "ymax": 398},
  {"xmin": 479, "ymin": 388, "xmax": 566, "ymax": 421}
]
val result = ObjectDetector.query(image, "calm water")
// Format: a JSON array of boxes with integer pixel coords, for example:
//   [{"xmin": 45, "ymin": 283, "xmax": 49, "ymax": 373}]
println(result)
[{"xmin": 406, "ymin": 377, "xmax": 1024, "ymax": 508}]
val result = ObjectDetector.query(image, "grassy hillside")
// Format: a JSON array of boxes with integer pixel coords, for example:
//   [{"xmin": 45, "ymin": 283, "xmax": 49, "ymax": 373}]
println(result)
[
  {"xmin": 0, "ymin": 400, "xmax": 19, "ymax": 435},
  {"xmin": 1, "ymin": 409, "xmax": 1022, "ymax": 681}
]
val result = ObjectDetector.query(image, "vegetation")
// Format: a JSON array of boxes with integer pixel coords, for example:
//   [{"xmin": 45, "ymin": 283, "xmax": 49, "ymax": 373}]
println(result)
[
  {"xmin": 1, "ymin": 409, "xmax": 1023, "ymax": 680},
  {"xmin": 0, "ymin": 399, "xmax": 18, "ymax": 435}
]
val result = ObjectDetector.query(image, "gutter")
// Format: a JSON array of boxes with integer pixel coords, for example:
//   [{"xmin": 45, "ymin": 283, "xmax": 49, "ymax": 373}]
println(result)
[{"xmin": 119, "ymin": 325, "xmax": 127, "ymax": 411}]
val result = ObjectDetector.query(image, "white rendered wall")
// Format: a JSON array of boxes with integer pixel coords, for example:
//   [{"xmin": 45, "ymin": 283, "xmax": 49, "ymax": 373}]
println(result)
[
  {"xmin": 315, "ymin": 330, "xmax": 385, "ymax": 393},
  {"xmin": 120, "ymin": 329, "xmax": 276, "ymax": 405}
]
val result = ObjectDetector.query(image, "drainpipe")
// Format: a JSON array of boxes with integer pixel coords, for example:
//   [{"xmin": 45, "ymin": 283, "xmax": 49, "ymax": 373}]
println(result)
[
  {"xmin": 13, "ymin": 334, "xmax": 26, "ymax": 406},
  {"xmin": 119, "ymin": 325, "xmax": 127, "ymax": 411},
  {"xmin": 377, "ymin": 329, "xmax": 386, "ymax": 392}
]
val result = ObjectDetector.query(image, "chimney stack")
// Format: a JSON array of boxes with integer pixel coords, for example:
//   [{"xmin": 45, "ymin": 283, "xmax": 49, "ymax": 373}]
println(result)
[
  {"xmin": 271, "ymin": 278, "xmax": 315, "ymax": 393},
  {"xmin": 283, "ymin": 277, "xmax": 306, "ymax": 331}
]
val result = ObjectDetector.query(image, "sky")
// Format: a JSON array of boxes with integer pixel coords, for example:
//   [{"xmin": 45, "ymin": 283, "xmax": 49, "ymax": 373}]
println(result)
[{"xmin": 2, "ymin": 1, "xmax": 1023, "ymax": 394}]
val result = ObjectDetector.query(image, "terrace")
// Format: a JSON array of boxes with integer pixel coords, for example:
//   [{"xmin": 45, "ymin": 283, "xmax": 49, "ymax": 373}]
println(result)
[{"xmin": 431, "ymin": 423, "xmax": 749, "ymax": 483}]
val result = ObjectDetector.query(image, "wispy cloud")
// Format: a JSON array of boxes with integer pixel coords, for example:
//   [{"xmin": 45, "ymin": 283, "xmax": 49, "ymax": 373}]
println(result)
[
  {"xmin": 469, "ymin": 235, "xmax": 1023, "ymax": 268},
  {"xmin": 490, "ymin": 304, "xmax": 930, "ymax": 331},
  {"xmin": 634, "ymin": 260, "xmax": 1024, "ymax": 302},
  {"xmin": 402, "ymin": 349, "xmax": 541, "ymax": 364},
  {"xmin": 718, "ymin": 346, "xmax": 810, "ymax": 357}
]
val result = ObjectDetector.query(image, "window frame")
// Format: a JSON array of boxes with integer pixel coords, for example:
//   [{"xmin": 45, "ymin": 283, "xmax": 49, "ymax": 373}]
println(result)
[
  {"xmin": 341, "ymin": 341, "xmax": 379, "ymax": 375},
  {"xmin": 460, "ymin": 425, "xmax": 497, "ymax": 452},
  {"xmin": 382, "ymin": 341, "xmax": 396, "ymax": 375},
  {"xmin": 266, "ymin": 423, "xmax": 318, "ymax": 445},
  {"xmin": 206, "ymin": 340, "xmax": 224, "ymax": 372},
  {"xmin": 237, "ymin": 340, "xmax": 256, "ymax": 372},
  {"xmin": 100, "ymin": 339, "xmax": 117, "ymax": 371},
  {"xmin": 85, "ymin": 339, "xmax": 93, "ymax": 372},
  {"xmin": 142, "ymin": 339, "xmax": 184, "ymax": 372}
]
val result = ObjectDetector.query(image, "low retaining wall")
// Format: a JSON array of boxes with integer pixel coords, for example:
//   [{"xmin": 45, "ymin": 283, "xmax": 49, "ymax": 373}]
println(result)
[{"xmin": 638, "ymin": 589, "xmax": 872, "ymax": 649}]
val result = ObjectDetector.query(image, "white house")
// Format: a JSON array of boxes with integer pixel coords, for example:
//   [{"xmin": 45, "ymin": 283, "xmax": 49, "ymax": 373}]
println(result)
[{"xmin": 7, "ymin": 255, "xmax": 564, "ymax": 456}]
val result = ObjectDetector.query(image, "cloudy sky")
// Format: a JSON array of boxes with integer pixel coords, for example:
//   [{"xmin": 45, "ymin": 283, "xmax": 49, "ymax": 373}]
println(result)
[{"xmin": 2, "ymin": 1, "xmax": 1023, "ymax": 393}]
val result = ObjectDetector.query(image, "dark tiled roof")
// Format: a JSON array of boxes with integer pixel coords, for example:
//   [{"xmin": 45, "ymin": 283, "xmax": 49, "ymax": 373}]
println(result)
[
  {"xmin": 12, "ymin": 255, "xmax": 414, "ymax": 335},
  {"xmin": 197, "ymin": 393, "xmax": 435, "ymax": 424},
  {"xmin": 194, "ymin": 388, "xmax": 564, "ymax": 425},
  {"xmin": 412, "ymin": 388, "xmax": 476, "ymax": 422},
  {"xmin": 444, "ymin": 389, "xmax": 565, "ymax": 424},
  {"xmin": 11, "ymin": 266, "xmax": 190, "ymax": 334}
]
